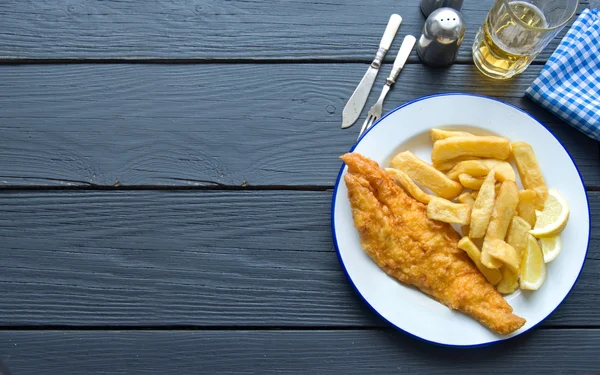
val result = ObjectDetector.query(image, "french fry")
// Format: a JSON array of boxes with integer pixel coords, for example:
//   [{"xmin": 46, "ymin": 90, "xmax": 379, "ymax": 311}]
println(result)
[
  {"xmin": 459, "ymin": 237, "xmax": 481, "ymax": 261},
  {"xmin": 426, "ymin": 197, "xmax": 471, "ymax": 225},
  {"xmin": 431, "ymin": 136, "xmax": 511, "ymax": 165},
  {"xmin": 479, "ymin": 159, "xmax": 516, "ymax": 182},
  {"xmin": 481, "ymin": 239, "xmax": 504, "ymax": 269},
  {"xmin": 457, "ymin": 192, "xmax": 475, "ymax": 206},
  {"xmin": 486, "ymin": 180, "xmax": 519, "ymax": 240},
  {"xmin": 446, "ymin": 160, "xmax": 490, "ymax": 180},
  {"xmin": 447, "ymin": 159, "xmax": 516, "ymax": 184},
  {"xmin": 496, "ymin": 266, "xmax": 519, "ymax": 294},
  {"xmin": 471, "ymin": 191, "xmax": 479, "ymax": 199},
  {"xmin": 517, "ymin": 189, "xmax": 538, "ymax": 227},
  {"xmin": 391, "ymin": 151, "xmax": 463, "ymax": 200},
  {"xmin": 430, "ymin": 128, "xmax": 475, "ymax": 142},
  {"xmin": 465, "ymin": 235, "xmax": 484, "ymax": 250},
  {"xmin": 481, "ymin": 180, "xmax": 519, "ymax": 269},
  {"xmin": 458, "ymin": 174, "xmax": 485, "ymax": 190},
  {"xmin": 385, "ymin": 168, "xmax": 434, "ymax": 204},
  {"xmin": 506, "ymin": 216, "xmax": 532, "ymax": 260},
  {"xmin": 433, "ymin": 156, "xmax": 480, "ymax": 172},
  {"xmin": 458, "ymin": 237, "xmax": 503, "ymax": 285},
  {"xmin": 458, "ymin": 192, "xmax": 475, "ymax": 237},
  {"xmin": 486, "ymin": 239, "xmax": 520, "ymax": 272},
  {"xmin": 469, "ymin": 171, "xmax": 496, "ymax": 238},
  {"xmin": 512, "ymin": 141, "xmax": 548, "ymax": 209}
]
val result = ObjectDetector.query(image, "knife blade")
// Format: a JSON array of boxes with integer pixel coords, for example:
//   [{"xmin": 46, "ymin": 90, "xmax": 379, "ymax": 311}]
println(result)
[{"xmin": 341, "ymin": 14, "xmax": 403, "ymax": 129}]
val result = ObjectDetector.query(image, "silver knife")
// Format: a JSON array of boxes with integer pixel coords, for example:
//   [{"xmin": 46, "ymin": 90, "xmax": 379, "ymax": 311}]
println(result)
[
  {"xmin": 357, "ymin": 35, "xmax": 416, "ymax": 139},
  {"xmin": 341, "ymin": 14, "xmax": 403, "ymax": 129}
]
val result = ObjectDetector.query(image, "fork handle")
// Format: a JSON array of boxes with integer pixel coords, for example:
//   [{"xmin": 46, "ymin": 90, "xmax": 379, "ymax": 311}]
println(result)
[{"xmin": 386, "ymin": 35, "xmax": 416, "ymax": 86}]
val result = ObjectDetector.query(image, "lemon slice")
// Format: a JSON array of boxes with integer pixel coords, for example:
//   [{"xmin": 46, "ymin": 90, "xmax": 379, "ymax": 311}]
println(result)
[
  {"xmin": 520, "ymin": 234, "xmax": 547, "ymax": 290},
  {"xmin": 529, "ymin": 189, "xmax": 569, "ymax": 238},
  {"xmin": 539, "ymin": 235, "xmax": 562, "ymax": 263}
]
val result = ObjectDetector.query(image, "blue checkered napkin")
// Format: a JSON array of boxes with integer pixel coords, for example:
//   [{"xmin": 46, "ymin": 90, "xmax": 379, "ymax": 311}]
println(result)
[{"xmin": 526, "ymin": 8, "xmax": 600, "ymax": 141}]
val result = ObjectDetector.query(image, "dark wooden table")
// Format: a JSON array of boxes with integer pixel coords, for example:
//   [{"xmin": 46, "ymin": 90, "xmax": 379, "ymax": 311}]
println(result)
[{"xmin": 0, "ymin": 1, "xmax": 598, "ymax": 373}]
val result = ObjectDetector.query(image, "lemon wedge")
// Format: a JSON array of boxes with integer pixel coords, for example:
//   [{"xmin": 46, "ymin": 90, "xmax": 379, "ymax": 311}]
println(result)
[
  {"xmin": 520, "ymin": 234, "xmax": 546, "ymax": 290},
  {"xmin": 529, "ymin": 189, "xmax": 569, "ymax": 238},
  {"xmin": 539, "ymin": 235, "xmax": 562, "ymax": 263}
]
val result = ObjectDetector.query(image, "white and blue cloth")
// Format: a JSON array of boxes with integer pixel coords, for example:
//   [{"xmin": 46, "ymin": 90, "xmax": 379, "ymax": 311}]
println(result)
[{"xmin": 526, "ymin": 8, "xmax": 600, "ymax": 141}]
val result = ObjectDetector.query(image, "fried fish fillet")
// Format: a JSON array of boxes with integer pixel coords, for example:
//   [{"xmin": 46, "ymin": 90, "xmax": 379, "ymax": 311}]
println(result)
[{"xmin": 341, "ymin": 152, "xmax": 526, "ymax": 335}]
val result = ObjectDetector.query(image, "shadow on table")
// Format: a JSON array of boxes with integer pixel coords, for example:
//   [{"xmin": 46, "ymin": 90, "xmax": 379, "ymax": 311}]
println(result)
[
  {"xmin": 416, "ymin": 64, "xmax": 532, "ymax": 98},
  {"xmin": 382, "ymin": 326, "xmax": 536, "ymax": 356},
  {"xmin": 0, "ymin": 361, "xmax": 11, "ymax": 375}
]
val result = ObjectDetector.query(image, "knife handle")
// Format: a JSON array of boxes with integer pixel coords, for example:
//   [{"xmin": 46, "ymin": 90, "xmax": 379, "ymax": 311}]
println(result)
[
  {"xmin": 379, "ymin": 14, "xmax": 402, "ymax": 50},
  {"xmin": 371, "ymin": 14, "xmax": 402, "ymax": 69},
  {"xmin": 386, "ymin": 35, "xmax": 416, "ymax": 86}
]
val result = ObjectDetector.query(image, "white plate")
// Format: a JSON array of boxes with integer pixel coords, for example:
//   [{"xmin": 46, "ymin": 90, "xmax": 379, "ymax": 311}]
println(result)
[{"xmin": 331, "ymin": 93, "xmax": 590, "ymax": 347}]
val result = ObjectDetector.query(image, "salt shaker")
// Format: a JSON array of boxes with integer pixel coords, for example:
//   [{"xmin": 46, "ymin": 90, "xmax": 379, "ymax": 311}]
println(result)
[
  {"xmin": 417, "ymin": 7, "xmax": 466, "ymax": 68},
  {"xmin": 420, "ymin": 0, "xmax": 464, "ymax": 17}
]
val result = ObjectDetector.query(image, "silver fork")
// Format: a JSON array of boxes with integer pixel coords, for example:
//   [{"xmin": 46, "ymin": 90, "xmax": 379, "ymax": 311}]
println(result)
[{"xmin": 358, "ymin": 35, "xmax": 416, "ymax": 140}]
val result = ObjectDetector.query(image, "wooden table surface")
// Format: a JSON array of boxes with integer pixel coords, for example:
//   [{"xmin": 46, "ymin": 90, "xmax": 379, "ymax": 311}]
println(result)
[{"xmin": 0, "ymin": 0, "xmax": 599, "ymax": 373}]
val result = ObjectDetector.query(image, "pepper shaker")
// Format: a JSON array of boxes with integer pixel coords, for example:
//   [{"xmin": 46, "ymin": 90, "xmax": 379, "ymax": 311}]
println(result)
[{"xmin": 417, "ymin": 7, "xmax": 466, "ymax": 67}]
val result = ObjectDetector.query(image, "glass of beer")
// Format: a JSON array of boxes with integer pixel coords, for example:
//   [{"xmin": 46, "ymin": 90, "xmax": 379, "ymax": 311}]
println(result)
[{"xmin": 473, "ymin": 0, "xmax": 579, "ymax": 79}]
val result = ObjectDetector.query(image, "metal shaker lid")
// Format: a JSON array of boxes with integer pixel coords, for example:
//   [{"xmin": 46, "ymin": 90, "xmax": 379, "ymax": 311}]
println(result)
[{"xmin": 417, "ymin": 7, "xmax": 466, "ymax": 67}]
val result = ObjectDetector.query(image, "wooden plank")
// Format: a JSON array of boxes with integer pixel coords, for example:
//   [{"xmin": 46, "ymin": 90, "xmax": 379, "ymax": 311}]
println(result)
[
  {"xmin": 0, "ymin": 190, "xmax": 597, "ymax": 327},
  {"xmin": 0, "ymin": 0, "xmax": 587, "ymax": 62},
  {"xmin": 1, "ymin": 329, "xmax": 600, "ymax": 374},
  {"xmin": 0, "ymin": 63, "xmax": 598, "ymax": 187}
]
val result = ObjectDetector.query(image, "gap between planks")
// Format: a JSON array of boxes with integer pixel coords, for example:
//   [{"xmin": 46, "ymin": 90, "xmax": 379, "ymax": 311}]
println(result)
[
  {"xmin": 0, "ymin": 185, "xmax": 598, "ymax": 192},
  {"xmin": 0, "ymin": 58, "xmax": 549, "ymax": 66},
  {"xmin": 0, "ymin": 185, "xmax": 334, "ymax": 192},
  {"xmin": 0, "ymin": 325, "xmax": 597, "ymax": 331}
]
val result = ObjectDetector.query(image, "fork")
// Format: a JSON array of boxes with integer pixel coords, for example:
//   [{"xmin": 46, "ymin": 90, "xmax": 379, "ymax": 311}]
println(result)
[{"xmin": 358, "ymin": 35, "xmax": 416, "ymax": 140}]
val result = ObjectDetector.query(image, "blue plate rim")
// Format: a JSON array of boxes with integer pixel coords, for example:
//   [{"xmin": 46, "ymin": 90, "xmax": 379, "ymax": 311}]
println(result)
[{"xmin": 330, "ymin": 92, "xmax": 591, "ymax": 348}]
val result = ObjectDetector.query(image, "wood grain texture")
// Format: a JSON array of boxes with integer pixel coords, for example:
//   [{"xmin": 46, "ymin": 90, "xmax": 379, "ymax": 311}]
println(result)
[
  {"xmin": 1, "ymin": 329, "xmax": 600, "ymax": 374},
  {"xmin": 0, "ymin": 0, "xmax": 588, "ymax": 62},
  {"xmin": 0, "ymin": 190, "xmax": 597, "ymax": 327},
  {"xmin": 0, "ymin": 63, "xmax": 598, "ymax": 187}
]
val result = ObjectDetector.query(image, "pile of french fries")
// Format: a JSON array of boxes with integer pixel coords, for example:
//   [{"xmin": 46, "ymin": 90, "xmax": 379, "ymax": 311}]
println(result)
[{"xmin": 385, "ymin": 128, "xmax": 549, "ymax": 294}]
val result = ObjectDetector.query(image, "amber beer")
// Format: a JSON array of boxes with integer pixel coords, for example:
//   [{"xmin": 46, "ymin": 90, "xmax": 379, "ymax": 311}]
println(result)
[{"xmin": 472, "ymin": 0, "xmax": 578, "ymax": 79}]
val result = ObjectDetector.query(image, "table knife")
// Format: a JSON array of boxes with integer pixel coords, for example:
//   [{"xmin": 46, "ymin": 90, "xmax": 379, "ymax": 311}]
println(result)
[
  {"xmin": 341, "ymin": 14, "xmax": 403, "ymax": 129},
  {"xmin": 357, "ymin": 35, "xmax": 417, "ymax": 139}
]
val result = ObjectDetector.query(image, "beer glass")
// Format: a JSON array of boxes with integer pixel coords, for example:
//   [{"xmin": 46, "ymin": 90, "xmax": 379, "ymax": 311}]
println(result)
[{"xmin": 473, "ymin": 0, "xmax": 579, "ymax": 79}]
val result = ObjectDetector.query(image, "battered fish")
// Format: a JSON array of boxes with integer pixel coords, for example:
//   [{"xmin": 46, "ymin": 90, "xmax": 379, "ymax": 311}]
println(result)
[{"xmin": 342, "ymin": 152, "xmax": 525, "ymax": 335}]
